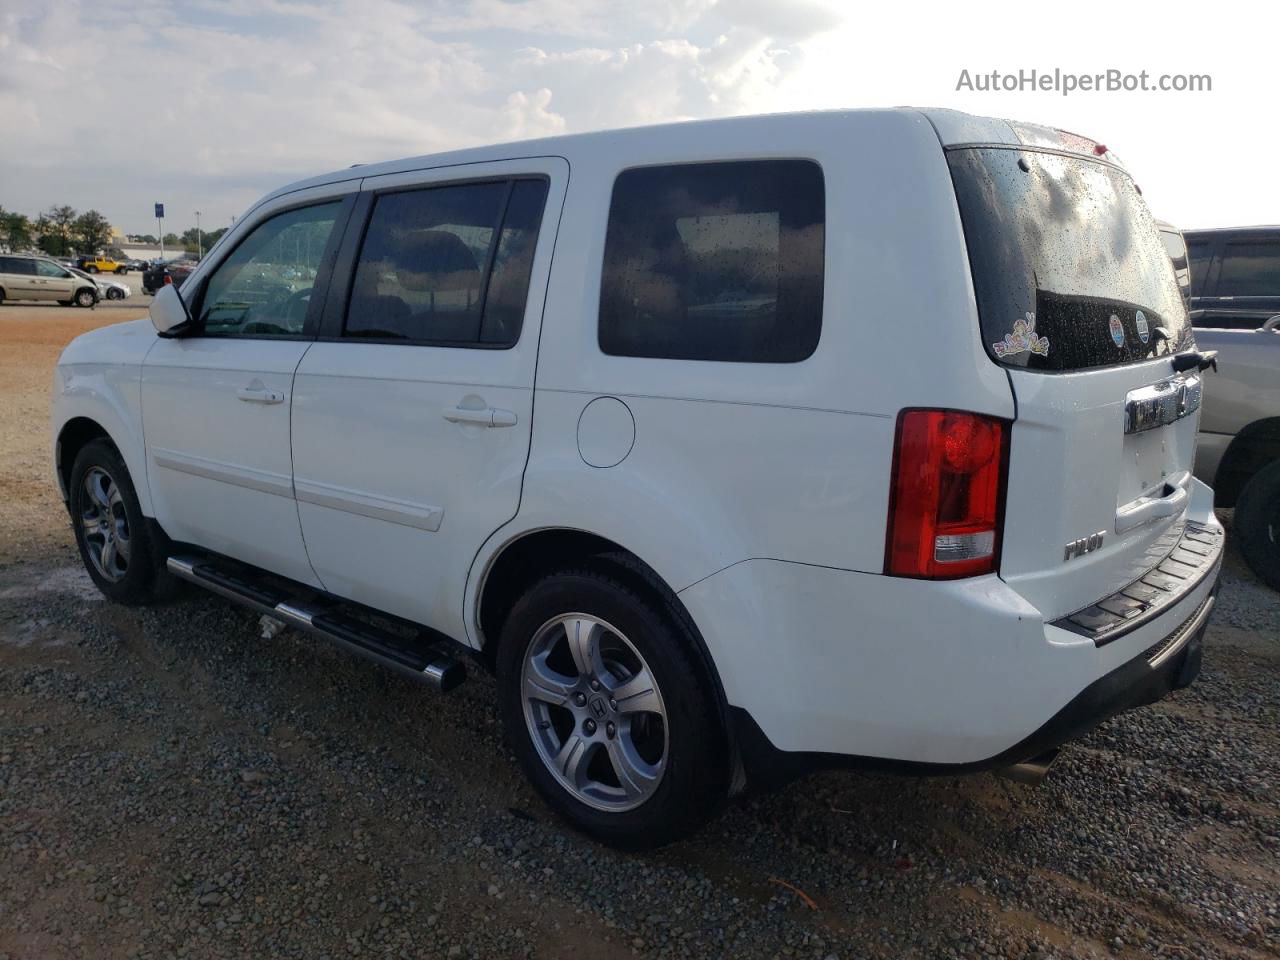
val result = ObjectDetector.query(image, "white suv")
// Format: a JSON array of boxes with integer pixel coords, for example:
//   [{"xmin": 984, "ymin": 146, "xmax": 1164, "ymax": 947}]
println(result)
[{"xmin": 51, "ymin": 108, "xmax": 1224, "ymax": 847}]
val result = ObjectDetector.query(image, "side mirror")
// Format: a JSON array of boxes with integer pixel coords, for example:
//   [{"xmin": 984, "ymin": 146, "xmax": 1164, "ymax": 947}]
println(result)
[
  {"xmin": 1261, "ymin": 315, "xmax": 1280, "ymax": 333},
  {"xmin": 150, "ymin": 283, "xmax": 191, "ymax": 336}
]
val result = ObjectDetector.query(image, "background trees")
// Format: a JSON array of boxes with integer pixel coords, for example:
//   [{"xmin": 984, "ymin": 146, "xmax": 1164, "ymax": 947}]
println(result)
[{"xmin": 2, "ymin": 202, "xmax": 223, "ymax": 258}]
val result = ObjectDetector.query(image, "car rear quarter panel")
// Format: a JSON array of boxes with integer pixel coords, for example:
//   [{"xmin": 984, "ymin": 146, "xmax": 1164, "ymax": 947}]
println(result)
[{"xmin": 467, "ymin": 110, "xmax": 1014, "ymax": 645}]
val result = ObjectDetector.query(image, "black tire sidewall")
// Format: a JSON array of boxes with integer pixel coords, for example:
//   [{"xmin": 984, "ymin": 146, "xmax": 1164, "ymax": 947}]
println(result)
[
  {"xmin": 76, "ymin": 289, "xmax": 95, "ymax": 307},
  {"xmin": 1234, "ymin": 459, "xmax": 1280, "ymax": 591},
  {"xmin": 497, "ymin": 569, "xmax": 728, "ymax": 849},
  {"xmin": 69, "ymin": 440, "xmax": 161, "ymax": 604}
]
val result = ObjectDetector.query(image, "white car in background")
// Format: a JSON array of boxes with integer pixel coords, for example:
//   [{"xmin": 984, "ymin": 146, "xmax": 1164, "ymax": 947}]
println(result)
[
  {"xmin": 50, "ymin": 108, "xmax": 1224, "ymax": 848},
  {"xmin": 69, "ymin": 266, "xmax": 131, "ymax": 301}
]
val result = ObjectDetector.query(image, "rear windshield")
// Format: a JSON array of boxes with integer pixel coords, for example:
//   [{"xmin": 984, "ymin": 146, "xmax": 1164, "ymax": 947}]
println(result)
[{"xmin": 948, "ymin": 148, "xmax": 1192, "ymax": 372}]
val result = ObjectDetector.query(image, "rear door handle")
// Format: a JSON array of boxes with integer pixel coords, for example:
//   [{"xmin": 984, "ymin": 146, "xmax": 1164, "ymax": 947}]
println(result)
[
  {"xmin": 236, "ymin": 386, "xmax": 285, "ymax": 404},
  {"xmin": 443, "ymin": 405, "xmax": 517, "ymax": 428}
]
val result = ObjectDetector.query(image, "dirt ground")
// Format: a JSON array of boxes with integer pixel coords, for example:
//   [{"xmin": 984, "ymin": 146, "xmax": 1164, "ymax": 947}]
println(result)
[{"xmin": 0, "ymin": 300, "xmax": 1277, "ymax": 960}]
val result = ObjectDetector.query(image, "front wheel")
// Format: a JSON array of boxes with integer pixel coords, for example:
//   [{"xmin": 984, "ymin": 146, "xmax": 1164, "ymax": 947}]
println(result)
[
  {"xmin": 69, "ymin": 440, "xmax": 174, "ymax": 605},
  {"xmin": 1235, "ymin": 459, "xmax": 1280, "ymax": 591},
  {"xmin": 106, "ymin": 288, "xmax": 124, "ymax": 300},
  {"xmin": 74, "ymin": 289, "xmax": 96, "ymax": 308},
  {"xmin": 497, "ymin": 567, "xmax": 729, "ymax": 848}
]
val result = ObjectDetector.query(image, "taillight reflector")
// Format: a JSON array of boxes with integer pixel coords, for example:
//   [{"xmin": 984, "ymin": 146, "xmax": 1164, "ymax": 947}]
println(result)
[{"xmin": 885, "ymin": 410, "xmax": 1009, "ymax": 579}]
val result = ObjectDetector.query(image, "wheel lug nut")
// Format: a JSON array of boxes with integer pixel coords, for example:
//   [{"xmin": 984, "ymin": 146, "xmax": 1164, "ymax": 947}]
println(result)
[
  {"xmin": 573, "ymin": 693, "xmax": 586, "ymax": 707},
  {"xmin": 584, "ymin": 719, "xmax": 597, "ymax": 735},
  {"xmin": 609, "ymin": 699, "xmax": 617, "ymax": 711},
  {"xmin": 590, "ymin": 679, "xmax": 601, "ymax": 691},
  {"xmin": 606, "ymin": 722, "xmax": 616, "ymax": 739}
]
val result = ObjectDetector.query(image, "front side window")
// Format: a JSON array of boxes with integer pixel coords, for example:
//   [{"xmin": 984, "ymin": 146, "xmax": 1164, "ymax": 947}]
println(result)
[
  {"xmin": 345, "ymin": 178, "xmax": 548, "ymax": 346},
  {"xmin": 36, "ymin": 260, "xmax": 69, "ymax": 278},
  {"xmin": 599, "ymin": 160, "xmax": 825, "ymax": 363},
  {"xmin": 1217, "ymin": 241, "xmax": 1280, "ymax": 297},
  {"xmin": 198, "ymin": 202, "xmax": 341, "ymax": 337}
]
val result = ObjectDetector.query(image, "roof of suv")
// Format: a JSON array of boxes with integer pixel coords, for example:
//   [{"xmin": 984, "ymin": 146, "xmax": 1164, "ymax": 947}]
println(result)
[{"xmin": 257, "ymin": 107, "xmax": 1115, "ymax": 212}]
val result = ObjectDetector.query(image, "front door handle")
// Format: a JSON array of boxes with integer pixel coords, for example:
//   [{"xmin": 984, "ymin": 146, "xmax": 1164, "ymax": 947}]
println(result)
[
  {"xmin": 443, "ymin": 405, "xmax": 518, "ymax": 428},
  {"xmin": 236, "ymin": 385, "xmax": 285, "ymax": 404}
]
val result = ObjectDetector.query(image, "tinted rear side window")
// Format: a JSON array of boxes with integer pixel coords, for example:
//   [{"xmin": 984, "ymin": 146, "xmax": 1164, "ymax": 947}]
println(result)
[
  {"xmin": 948, "ymin": 148, "xmax": 1191, "ymax": 371},
  {"xmin": 1217, "ymin": 241, "xmax": 1280, "ymax": 297},
  {"xmin": 599, "ymin": 159, "xmax": 824, "ymax": 363},
  {"xmin": 0, "ymin": 257, "xmax": 34, "ymax": 275},
  {"xmin": 345, "ymin": 178, "xmax": 548, "ymax": 347}
]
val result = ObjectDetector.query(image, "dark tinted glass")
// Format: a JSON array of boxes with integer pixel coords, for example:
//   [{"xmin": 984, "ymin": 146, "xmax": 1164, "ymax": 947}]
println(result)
[
  {"xmin": 1217, "ymin": 241, "xmax": 1280, "ymax": 297},
  {"xmin": 346, "ymin": 183, "xmax": 505, "ymax": 343},
  {"xmin": 481, "ymin": 179, "xmax": 549, "ymax": 345},
  {"xmin": 599, "ymin": 160, "xmax": 824, "ymax": 362},
  {"xmin": 1186, "ymin": 241, "xmax": 1212, "ymax": 296},
  {"xmin": 0, "ymin": 257, "xmax": 35, "ymax": 275},
  {"xmin": 199, "ymin": 202, "xmax": 340, "ymax": 337},
  {"xmin": 948, "ymin": 148, "xmax": 1191, "ymax": 371}
]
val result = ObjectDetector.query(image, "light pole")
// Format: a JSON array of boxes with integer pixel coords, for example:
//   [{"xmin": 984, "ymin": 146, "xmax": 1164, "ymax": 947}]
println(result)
[{"xmin": 195, "ymin": 211, "xmax": 202, "ymax": 260}]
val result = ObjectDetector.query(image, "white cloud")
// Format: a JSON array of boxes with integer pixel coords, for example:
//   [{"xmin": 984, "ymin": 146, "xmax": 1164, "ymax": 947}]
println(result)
[{"xmin": 0, "ymin": 0, "xmax": 837, "ymax": 231}]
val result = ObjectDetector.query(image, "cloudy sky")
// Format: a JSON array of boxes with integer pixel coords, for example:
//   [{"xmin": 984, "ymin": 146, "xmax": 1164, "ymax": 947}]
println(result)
[{"xmin": 1, "ymin": 0, "xmax": 1273, "ymax": 236}]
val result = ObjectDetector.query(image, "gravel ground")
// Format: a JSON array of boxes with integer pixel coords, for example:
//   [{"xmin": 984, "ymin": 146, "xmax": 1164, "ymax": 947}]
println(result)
[{"xmin": 1, "ymin": 303, "xmax": 1277, "ymax": 960}]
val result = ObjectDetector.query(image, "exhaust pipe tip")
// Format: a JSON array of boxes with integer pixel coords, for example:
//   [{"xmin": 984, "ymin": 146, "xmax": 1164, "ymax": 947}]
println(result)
[{"xmin": 996, "ymin": 748, "xmax": 1060, "ymax": 786}]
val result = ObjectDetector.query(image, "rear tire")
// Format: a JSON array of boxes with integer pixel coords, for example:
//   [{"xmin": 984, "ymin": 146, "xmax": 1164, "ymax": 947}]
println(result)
[
  {"xmin": 497, "ymin": 567, "xmax": 729, "ymax": 849},
  {"xmin": 1234, "ymin": 459, "xmax": 1280, "ymax": 591},
  {"xmin": 86, "ymin": 265, "xmax": 99, "ymax": 273},
  {"xmin": 69, "ymin": 439, "xmax": 174, "ymax": 605}
]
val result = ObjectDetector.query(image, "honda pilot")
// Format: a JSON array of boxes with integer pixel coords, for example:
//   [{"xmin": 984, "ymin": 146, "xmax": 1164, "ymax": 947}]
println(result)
[{"xmin": 50, "ymin": 108, "xmax": 1223, "ymax": 847}]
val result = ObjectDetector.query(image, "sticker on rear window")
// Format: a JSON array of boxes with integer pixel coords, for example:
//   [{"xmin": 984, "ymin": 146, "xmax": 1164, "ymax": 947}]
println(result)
[
  {"xmin": 1135, "ymin": 310, "xmax": 1150, "ymax": 344},
  {"xmin": 1109, "ymin": 313, "xmax": 1126, "ymax": 348},
  {"xmin": 992, "ymin": 312, "xmax": 1050, "ymax": 359}
]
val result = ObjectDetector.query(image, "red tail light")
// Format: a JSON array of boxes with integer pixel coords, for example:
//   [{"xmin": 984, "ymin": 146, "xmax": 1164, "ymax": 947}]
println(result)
[
  {"xmin": 163, "ymin": 274, "xmax": 173, "ymax": 285},
  {"xmin": 885, "ymin": 410, "xmax": 1009, "ymax": 579}
]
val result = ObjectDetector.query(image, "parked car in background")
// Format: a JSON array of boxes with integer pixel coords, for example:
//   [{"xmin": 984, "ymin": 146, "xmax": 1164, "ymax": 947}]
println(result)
[
  {"xmin": 1183, "ymin": 225, "xmax": 1280, "ymax": 324},
  {"xmin": 1, "ymin": 253, "xmax": 99, "ymax": 307},
  {"xmin": 1164, "ymin": 223, "xmax": 1280, "ymax": 589},
  {"xmin": 141, "ymin": 258, "xmax": 196, "ymax": 294},
  {"xmin": 69, "ymin": 265, "xmax": 131, "ymax": 301},
  {"xmin": 52, "ymin": 109, "xmax": 1223, "ymax": 847},
  {"xmin": 76, "ymin": 255, "xmax": 131, "ymax": 275}
]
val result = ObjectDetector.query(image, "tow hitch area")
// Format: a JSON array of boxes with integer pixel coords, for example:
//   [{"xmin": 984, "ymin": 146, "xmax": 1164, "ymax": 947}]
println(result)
[
  {"xmin": 167, "ymin": 554, "xmax": 466, "ymax": 692},
  {"xmin": 996, "ymin": 749, "xmax": 1060, "ymax": 786}
]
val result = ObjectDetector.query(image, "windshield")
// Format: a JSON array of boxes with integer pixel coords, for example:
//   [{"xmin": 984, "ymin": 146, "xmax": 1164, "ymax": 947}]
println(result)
[{"xmin": 948, "ymin": 148, "xmax": 1192, "ymax": 372}]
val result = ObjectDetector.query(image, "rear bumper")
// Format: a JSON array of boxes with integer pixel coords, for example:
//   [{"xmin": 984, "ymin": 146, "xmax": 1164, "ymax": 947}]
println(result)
[
  {"xmin": 728, "ymin": 580, "xmax": 1216, "ymax": 788},
  {"xmin": 679, "ymin": 508, "xmax": 1224, "ymax": 783}
]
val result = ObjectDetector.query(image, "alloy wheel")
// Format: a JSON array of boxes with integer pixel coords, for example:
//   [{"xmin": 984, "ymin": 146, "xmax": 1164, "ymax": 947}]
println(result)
[
  {"xmin": 521, "ymin": 613, "xmax": 668, "ymax": 812},
  {"xmin": 80, "ymin": 467, "xmax": 131, "ymax": 581}
]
